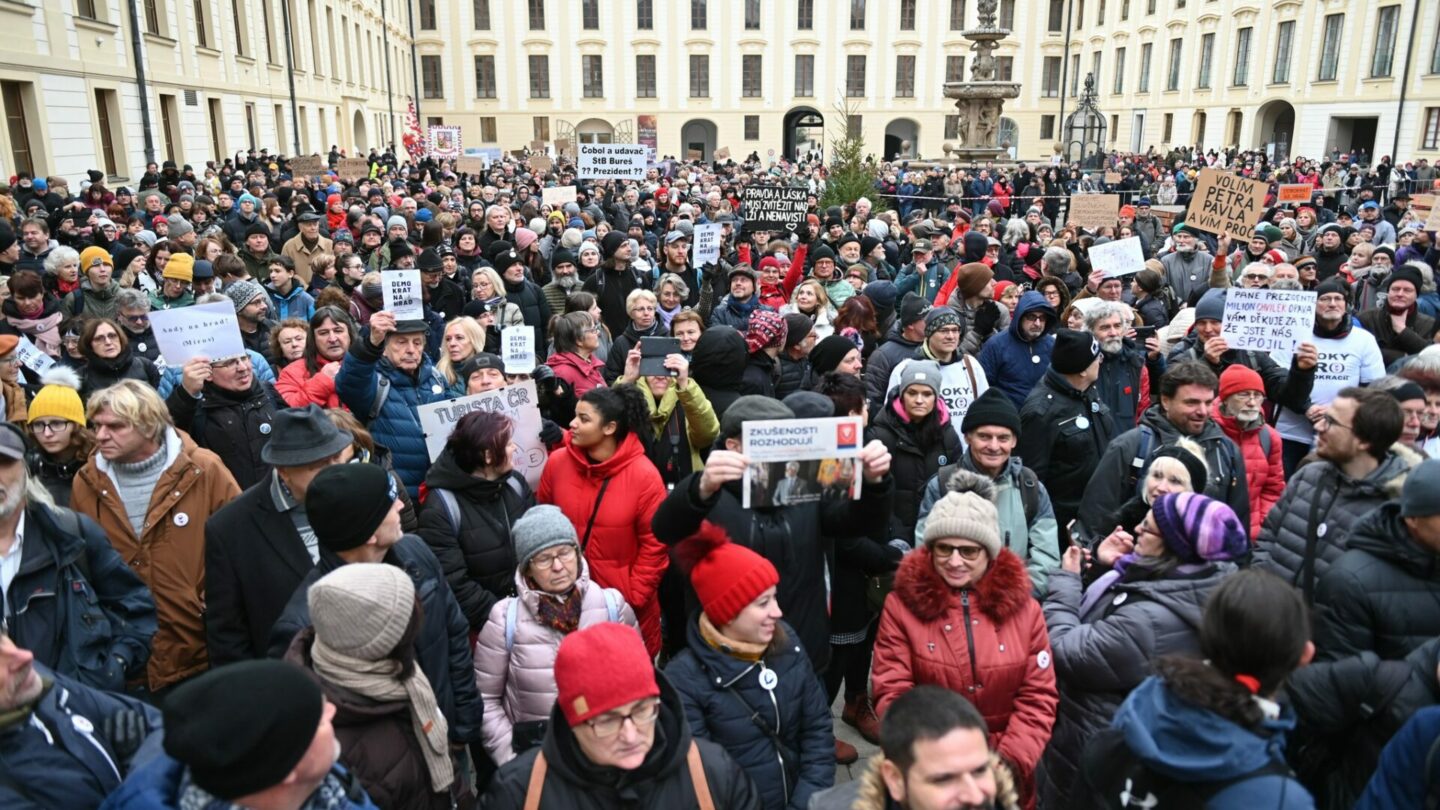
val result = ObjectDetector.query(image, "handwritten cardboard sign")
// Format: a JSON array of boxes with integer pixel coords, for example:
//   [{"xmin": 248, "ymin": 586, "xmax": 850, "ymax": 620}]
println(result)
[
  {"xmin": 1276, "ymin": 183, "xmax": 1313, "ymax": 204},
  {"xmin": 1221, "ymin": 288, "xmax": 1316, "ymax": 358},
  {"xmin": 456, "ymin": 156, "xmax": 486, "ymax": 175},
  {"xmin": 288, "ymin": 155, "xmax": 325, "ymax": 177},
  {"xmin": 715, "ymin": 146, "xmax": 731, "ymax": 160},
  {"xmin": 1089, "ymin": 236, "xmax": 1146, "ymax": 278},
  {"xmin": 1185, "ymin": 168, "xmax": 1269, "ymax": 240},
  {"xmin": 1069, "ymin": 194, "xmax": 1120, "ymax": 229},
  {"xmin": 741, "ymin": 184, "xmax": 810, "ymax": 233},
  {"xmin": 1414, "ymin": 195, "xmax": 1440, "ymax": 231},
  {"xmin": 692, "ymin": 223, "xmax": 722, "ymax": 267},
  {"xmin": 151, "ymin": 301, "xmax": 246, "ymax": 366},
  {"xmin": 336, "ymin": 157, "xmax": 370, "ymax": 180},
  {"xmin": 542, "ymin": 185, "xmax": 578, "ymax": 207},
  {"xmin": 1104, "ymin": 171, "xmax": 1122, "ymax": 184},
  {"xmin": 382, "ymin": 269, "xmax": 423, "ymax": 321},
  {"xmin": 530, "ymin": 154, "xmax": 553, "ymax": 173},
  {"xmin": 417, "ymin": 381, "xmax": 547, "ymax": 486},
  {"xmin": 577, "ymin": 143, "xmax": 648, "ymax": 180},
  {"xmin": 501, "ymin": 325, "xmax": 535, "ymax": 374}
]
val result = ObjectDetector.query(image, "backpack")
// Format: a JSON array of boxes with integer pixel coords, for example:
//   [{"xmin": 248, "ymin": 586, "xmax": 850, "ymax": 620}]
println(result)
[
  {"xmin": 1082, "ymin": 726, "xmax": 1297, "ymax": 809},
  {"xmin": 1126, "ymin": 424, "xmax": 1247, "ymax": 495},
  {"xmin": 426, "ymin": 476, "xmax": 531, "ymax": 538},
  {"xmin": 505, "ymin": 588, "xmax": 620, "ymax": 651},
  {"xmin": 1157, "ymin": 283, "xmax": 1182, "ymax": 319}
]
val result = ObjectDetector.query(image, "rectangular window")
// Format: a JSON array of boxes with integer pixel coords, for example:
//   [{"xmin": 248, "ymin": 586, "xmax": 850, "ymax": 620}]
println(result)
[
  {"xmin": 797, "ymin": 0, "xmax": 813, "ymax": 29},
  {"xmin": 528, "ymin": 55, "xmax": 549, "ymax": 99},
  {"xmin": 583, "ymin": 55, "xmax": 603, "ymax": 97},
  {"xmin": 1042, "ymin": 56, "xmax": 1061, "ymax": 97},
  {"xmin": 1372, "ymin": 5, "xmax": 1399, "ymax": 77},
  {"xmin": 899, "ymin": 0, "xmax": 916, "ymax": 30},
  {"xmin": 950, "ymin": 0, "xmax": 965, "ymax": 29},
  {"xmin": 745, "ymin": 0, "xmax": 761, "ymax": 29},
  {"xmin": 528, "ymin": 0, "xmax": 545, "ymax": 29},
  {"xmin": 846, "ymin": 54, "xmax": 866, "ymax": 97},
  {"xmin": 207, "ymin": 97, "xmax": 224, "ymax": 161},
  {"xmin": 274, "ymin": 104, "xmax": 286, "ymax": 152},
  {"xmin": 582, "ymin": 0, "xmax": 599, "ymax": 29},
  {"xmin": 261, "ymin": 0, "xmax": 274, "ymax": 61},
  {"xmin": 895, "ymin": 55, "xmax": 915, "ymax": 97},
  {"xmin": 94, "ymin": 89, "xmax": 119, "ymax": 177},
  {"xmin": 421, "ymin": 55, "xmax": 443, "ymax": 98},
  {"xmin": 850, "ymin": 0, "xmax": 865, "ymax": 29},
  {"xmin": 745, "ymin": 115, "xmax": 759, "ymax": 140},
  {"xmin": 419, "ymin": 0, "xmax": 435, "ymax": 29},
  {"xmin": 1097, "ymin": 0, "xmax": 1105, "ymax": 25},
  {"xmin": 1433, "ymin": 15, "xmax": 1440, "ymax": 74},
  {"xmin": 1166, "ymin": 38, "xmax": 1182, "ymax": 91},
  {"xmin": 1000, "ymin": 0, "xmax": 1014, "ymax": 28},
  {"xmin": 689, "ymin": 54, "xmax": 709, "ymax": 98},
  {"xmin": 795, "ymin": 54, "xmax": 814, "ymax": 96},
  {"xmin": 1121, "ymin": 0, "xmax": 1129, "ymax": 20},
  {"xmin": 534, "ymin": 116, "xmax": 550, "ymax": 141},
  {"xmin": 1319, "ymin": 14, "xmax": 1343, "ymax": 80},
  {"xmin": 1048, "ymin": 0, "xmax": 1064, "ymax": 33},
  {"xmin": 998, "ymin": 56, "xmax": 1013, "ymax": 81},
  {"xmin": 1092, "ymin": 51, "xmax": 1102, "ymax": 89},
  {"xmin": 474, "ymin": 0, "xmax": 490, "ymax": 29},
  {"xmin": 946, "ymin": 55, "xmax": 966, "ymax": 84},
  {"xmin": 635, "ymin": 55, "xmax": 656, "ymax": 97},
  {"xmin": 1040, "ymin": 115, "xmax": 1056, "ymax": 140},
  {"xmin": 1273, "ymin": 20, "xmax": 1293, "ymax": 83},
  {"xmin": 636, "ymin": 0, "xmax": 652, "ymax": 29},
  {"xmin": 1424, "ymin": 108, "xmax": 1440, "ymax": 150},
  {"xmin": 474, "ymin": 55, "xmax": 496, "ymax": 99},
  {"xmin": 1076, "ymin": 0, "xmax": 1084, "ymax": 29},
  {"xmin": 1233, "ymin": 27, "xmax": 1251, "ymax": 85},
  {"xmin": 847, "ymin": 114, "xmax": 862, "ymax": 138},
  {"xmin": 945, "ymin": 114, "xmax": 960, "ymax": 139},
  {"xmin": 193, "ymin": 0, "xmax": 210, "ymax": 46},
  {"xmin": 1070, "ymin": 53, "xmax": 1081, "ymax": 95},
  {"xmin": 691, "ymin": 0, "xmax": 706, "ymax": 29},
  {"xmin": 743, "ymin": 55, "xmax": 762, "ymax": 97},
  {"xmin": 1147, "ymin": 0, "xmax": 1156, "ymax": 14},
  {"xmin": 1139, "ymin": 43, "xmax": 1152, "ymax": 91},
  {"xmin": 77, "ymin": 0, "xmax": 98, "ymax": 18},
  {"xmin": 480, "ymin": 117, "xmax": 496, "ymax": 142},
  {"xmin": 1163, "ymin": 112, "xmax": 1173, "ymax": 142},
  {"xmin": 233, "ymin": 0, "xmax": 246, "ymax": 56},
  {"xmin": 162, "ymin": 94, "xmax": 181, "ymax": 161},
  {"xmin": 0, "ymin": 82, "xmax": 31, "ymax": 177},
  {"xmin": 1114, "ymin": 47, "xmax": 1126, "ymax": 92},
  {"xmin": 1197, "ymin": 33, "xmax": 1214, "ymax": 88}
]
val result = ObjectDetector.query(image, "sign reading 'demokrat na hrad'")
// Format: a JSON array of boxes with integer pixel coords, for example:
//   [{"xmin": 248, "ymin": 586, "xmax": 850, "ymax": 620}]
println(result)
[{"xmin": 577, "ymin": 143, "xmax": 648, "ymax": 180}]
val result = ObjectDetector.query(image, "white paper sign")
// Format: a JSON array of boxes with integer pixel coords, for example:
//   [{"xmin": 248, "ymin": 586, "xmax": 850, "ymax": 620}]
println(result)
[
  {"xmin": 577, "ymin": 143, "xmax": 648, "ymax": 180},
  {"xmin": 1221, "ymin": 288, "xmax": 1316, "ymax": 358},
  {"xmin": 740, "ymin": 417, "xmax": 864, "ymax": 509},
  {"xmin": 416, "ymin": 381, "xmax": 547, "ymax": 487},
  {"xmin": 692, "ymin": 223, "xmax": 722, "ymax": 267},
  {"xmin": 1089, "ymin": 236, "xmax": 1146, "ymax": 278},
  {"xmin": 382, "ymin": 269, "xmax": 424, "ymax": 321},
  {"xmin": 542, "ymin": 185, "xmax": 578, "ymax": 207},
  {"xmin": 13, "ymin": 335, "xmax": 54, "ymax": 373},
  {"xmin": 502, "ymin": 325, "xmax": 535, "ymax": 374},
  {"xmin": 150, "ymin": 301, "xmax": 246, "ymax": 366}
]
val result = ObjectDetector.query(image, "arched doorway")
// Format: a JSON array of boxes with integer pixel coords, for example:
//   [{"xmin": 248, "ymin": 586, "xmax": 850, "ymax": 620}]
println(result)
[
  {"xmin": 575, "ymin": 118, "xmax": 615, "ymax": 144},
  {"xmin": 680, "ymin": 119, "xmax": 718, "ymax": 161},
  {"xmin": 1255, "ymin": 100, "xmax": 1294, "ymax": 162},
  {"xmin": 352, "ymin": 110, "xmax": 368, "ymax": 152},
  {"xmin": 783, "ymin": 107, "xmax": 824, "ymax": 162},
  {"xmin": 884, "ymin": 119, "xmax": 920, "ymax": 160}
]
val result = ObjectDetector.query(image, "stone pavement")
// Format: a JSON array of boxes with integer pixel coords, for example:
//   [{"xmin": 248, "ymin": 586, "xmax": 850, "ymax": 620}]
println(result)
[{"xmin": 832, "ymin": 693, "xmax": 880, "ymax": 785}]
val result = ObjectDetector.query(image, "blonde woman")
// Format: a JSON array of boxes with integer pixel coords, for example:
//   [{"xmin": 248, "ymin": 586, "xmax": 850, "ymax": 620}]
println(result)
[
  {"xmin": 437, "ymin": 316, "xmax": 489, "ymax": 396},
  {"xmin": 602, "ymin": 288, "xmax": 664, "ymax": 384},
  {"xmin": 464, "ymin": 265, "xmax": 524, "ymax": 328},
  {"xmin": 780, "ymin": 278, "xmax": 836, "ymax": 340}
]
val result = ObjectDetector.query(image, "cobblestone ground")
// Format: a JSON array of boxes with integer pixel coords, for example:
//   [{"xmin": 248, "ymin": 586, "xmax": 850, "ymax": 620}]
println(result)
[{"xmin": 832, "ymin": 693, "xmax": 879, "ymax": 785}]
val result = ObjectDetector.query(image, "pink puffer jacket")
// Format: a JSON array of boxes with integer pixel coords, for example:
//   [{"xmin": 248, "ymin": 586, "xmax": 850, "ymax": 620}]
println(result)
[{"xmin": 472, "ymin": 558, "xmax": 638, "ymax": 765}]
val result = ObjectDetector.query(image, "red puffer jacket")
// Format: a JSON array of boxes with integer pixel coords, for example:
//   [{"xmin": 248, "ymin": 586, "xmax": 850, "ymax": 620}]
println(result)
[
  {"xmin": 1211, "ymin": 401, "xmax": 1284, "ymax": 540},
  {"xmin": 538, "ymin": 431, "xmax": 668, "ymax": 655},
  {"xmin": 872, "ymin": 547, "xmax": 1057, "ymax": 807}
]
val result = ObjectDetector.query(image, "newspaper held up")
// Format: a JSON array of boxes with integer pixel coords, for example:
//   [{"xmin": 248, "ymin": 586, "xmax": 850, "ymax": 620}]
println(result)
[{"xmin": 741, "ymin": 416, "xmax": 865, "ymax": 509}]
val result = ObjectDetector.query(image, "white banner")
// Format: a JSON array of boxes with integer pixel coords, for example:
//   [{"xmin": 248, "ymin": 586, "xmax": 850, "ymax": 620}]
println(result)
[
  {"xmin": 382, "ymin": 269, "xmax": 424, "ymax": 321},
  {"xmin": 502, "ymin": 325, "xmax": 535, "ymax": 374},
  {"xmin": 150, "ymin": 301, "xmax": 246, "ymax": 366},
  {"xmin": 1221, "ymin": 288, "xmax": 1316, "ymax": 358},
  {"xmin": 691, "ymin": 223, "xmax": 722, "ymax": 267},
  {"xmin": 577, "ymin": 143, "xmax": 648, "ymax": 180},
  {"xmin": 416, "ymin": 381, "xmax": 547, "ymax": 487},
  {"xmin": 541, "ymin": 185, "xmax": 578, "ymax": 207},
  {"xmin": 13, "ymin": 335, "xmax": 54, "ymax": 373},
  {"xmin": 1089, "ymin": 236, "xmax": 1146, "ymax": 278},
  {"xmin": 740, "ymin": 417, "xmax": 864, "ymax": 508}
]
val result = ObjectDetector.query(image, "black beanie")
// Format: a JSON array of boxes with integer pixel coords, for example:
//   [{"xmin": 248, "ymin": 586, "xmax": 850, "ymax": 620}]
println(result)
[
  {"xmin": 552, "ymin": 247, "xmax": 578, "ymax": 268},
  {"xmin": 783, "ymin": 313, "xmax": 814, "ymax": 350},
  {"xmin": 1051, "ymin": 328, "xmax": 1101, "ymax": 375},
  {"xmin": 1388, "ymin": 265, "xmax": 1424, "ymax": 293},
  {"xmin": 810, "ymin": 334, "xmax": 859, "ymax": 375},
  {"xmin": 1315, "ymin": 277, "xmax": 1349, "ymax": 299},
  {"xmin": 244, "ymin": 221, "xmax": 270, "ymax": 239},
  {"xmin": 601, "ymin": 230, "xmax": 627, "ymax": 258},
  {"xmin": 306, "ymin": 464, "xmax": 399, "ymax": 552},
  {"xmin": 0, "ymin": 226, "xmax": 15, "ymax": 254},
  {"xmin": 1148, "ymin": 444, "xmax": 1209, "ymax": 495},
  {"xmin": 810, "ymin": 244, "xmax": 837, "ymax": 265},
  {"xmin": 960, "ymin": 387, "xmax": 1022, "ymax": 437},
  {"xmin": 113, "ymin": 246, "xmax": 143, "ymax": 274}
]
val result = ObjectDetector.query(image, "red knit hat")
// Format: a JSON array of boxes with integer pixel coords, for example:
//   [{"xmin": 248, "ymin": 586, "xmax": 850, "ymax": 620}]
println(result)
[
  {"xmin": 553, "ymin": 623, "xmax": 659, "ymax": 726},
  {"xmin": 674, "ymin": 522, "xmax": 780, "ymax": 627},
  {"xmin": 1218, "ymin": 365, "xmax": 1265, "ymax": 401}
]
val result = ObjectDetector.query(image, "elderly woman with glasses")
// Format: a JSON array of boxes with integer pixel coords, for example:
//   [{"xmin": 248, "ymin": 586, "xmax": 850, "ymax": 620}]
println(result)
[
  {"xmin": 872, "ymin": 477, "xmax": 1058, "ymax": 806},
  {"xmin": 78, "ymin": 316, "xmax": 160, "ymax": 400}
]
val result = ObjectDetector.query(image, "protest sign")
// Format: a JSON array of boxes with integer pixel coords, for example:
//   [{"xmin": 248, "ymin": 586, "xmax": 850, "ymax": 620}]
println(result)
[
  {"xmin": 530, "ymin": 154, "xmax": 553, "ymax": 173},
  {"xmin": 715, "ymin": 146, "xmax": 731, "ymax": 160},
  {"xmin": 1104, "ymin": 171, "xmax": 1122, "ymax": 184},
  {"xmin": 336, "ymin": 157, "xmax": 369, "ymax": 179},
  {"xmin": 542, "ymin": 185, "xmax": 578, "ymax": 207},
  {"xmin": 1428, "ymin": 206, "xmax": 1440, "ymax": 233},
  {"xmin": 686, "ymin": 149, "xmax": 703, "ymax": 161},
  {"xmin": 555, "ymin": 138, "xmax": 572, "ymax": 156},
  {"xmin": 1089, "ymin": 236, "xmax": 1146, "ymax": 278},
  {"xmin": 530, "ymin": 139, "xmax": 546, "ymax": 152},
  {"xmin": 741, "ymin": 184, "xmax": 810, "ymax": 233},
  {"xmin": 577, "ymin": 143, "xmax": 648, "ymax": 180},
  {"xmin": 1410, "ymin": 193, "xmax": 1435, "ymax": 220},
  {"xmin": 456, "ymin": 156, "xmax": 485, "ymax": 174},
  {"xmin": 502, "ymin": 325, "xmax": 535, "ymax": 374},
  {"xmin": 1277, "ymin": 183, "xmax": 1313, "ymax": 204},
  {"xmin": 740, "ymin": 417, "xmax": 864, "ymax": 508},
  {"xmin": 1185, "ymin": 169, "xmax": 1269, "ymax": 239},
  {"xmin": 692, "ymin": 223, "xmax": 722, "ymax": 267},
  {"xmin": 382, "ymin": 269, "xmax": 423, "ymax": 321},
  {"xmin": 428, "ymin": 126, "xmax": 461, "ymax": 159},
  {"xmin": 288, "ymin": 155, "xmax": 325, "ymax": 177},
  {"xmin": 417, "ymin": 382, "xmax": 547, "ymax": 486},
  {"xmin": 151, "ymin": 301, "xmax": 246, "ymax": 366},
  {"xmin": 1221, "ymin": 288, "xmax": 1316, "ymax": 358},
  {"xmin": 13, "ymin": 335, "xmax": 53, "ymax": 374},
  {"xmin": 1069, "ymin": 194, "xmax": 1120, "ymax": 229}
]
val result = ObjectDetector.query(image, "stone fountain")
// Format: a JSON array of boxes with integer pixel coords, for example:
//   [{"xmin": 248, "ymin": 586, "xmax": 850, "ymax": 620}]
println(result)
[{"xmin": 942, "ymin": 0, "xmax": 1022, "ymax": 161}]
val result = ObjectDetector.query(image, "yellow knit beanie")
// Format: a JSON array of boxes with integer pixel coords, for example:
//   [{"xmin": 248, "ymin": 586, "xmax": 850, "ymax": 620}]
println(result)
[{"xmin": 28, "ymin": 368, "xmax": 85, "ymax": 426}]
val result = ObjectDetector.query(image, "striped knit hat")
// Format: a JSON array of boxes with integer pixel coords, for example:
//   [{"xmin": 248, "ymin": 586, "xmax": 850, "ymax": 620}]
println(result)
[{"xmin": 1151, "ymin": 492, "xmax": 1248, "ymax": 564}]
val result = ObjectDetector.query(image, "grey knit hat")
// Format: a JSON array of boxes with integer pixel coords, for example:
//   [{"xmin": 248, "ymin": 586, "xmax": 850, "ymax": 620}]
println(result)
[
  {"xmin": 512, "ymin": 505, "xmax": 579, "ymax": 569},
  {"xmin": 224, "ymin": 279, "xmax": 266, "ymax": 312},
  {"xmin": 387, "ymin": 214, "xmax": 408, "ymax": 231},
  {"xmin": 307, "ymin": 563, "xmax": 416, "ymax": 661},
  {"xmin": 923, "ymin": 489, "xmax": 1001, "ymax": 558},
  {"xmin": 165, "ymin": 214, "xmax": 194, "ymax": 238}
]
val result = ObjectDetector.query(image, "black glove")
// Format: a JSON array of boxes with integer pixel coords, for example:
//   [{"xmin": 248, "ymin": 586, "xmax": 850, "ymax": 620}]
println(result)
[
  {"xmin": 974, "ymin": 300, "xmax": 1003, "ymax": 337},
  {"xmin": 539, "ymin": 418, "xmax": 564, "ymax": 446},
  {"xmin": 102, "ymin": 708, "xmax": 149, "ymax": 761}
]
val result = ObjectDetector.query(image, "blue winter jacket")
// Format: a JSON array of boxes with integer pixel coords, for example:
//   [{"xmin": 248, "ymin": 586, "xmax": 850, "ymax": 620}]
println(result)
[
  {"xmin": 1355, "ymin": 704, "xmax": 1440, "ymax": 809},
  {"xmin": 266, "ymin": 282, "xmax": 316, "ymax": 321},
  {"xmin": 102, "ymin": 756, "xmax": 379, "ymax": 810},
  {"xmin": 1, "ymin": 667, "xmax": 163, "ymax": 809},
  {"xmin": 336, "ymin": 338, "xmax": 449, "ymax": 495},
  {"xmin": 978, "ymin": 290, "xmax": 1056, "ymax": 409},
  {"xmin": 665, "ymin": 618, "xmax": 834, "ymax": 810}
]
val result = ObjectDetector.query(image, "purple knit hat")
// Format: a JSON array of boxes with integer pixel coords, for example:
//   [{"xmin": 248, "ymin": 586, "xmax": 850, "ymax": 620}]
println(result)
[{"xmin": 1151, "ymin": 492, "xmax": 1248, "ymax": 563}]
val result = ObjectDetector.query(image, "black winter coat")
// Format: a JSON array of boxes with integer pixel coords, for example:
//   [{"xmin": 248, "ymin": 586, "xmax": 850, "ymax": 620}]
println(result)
[
  {"xmin": 604, "ymin": 320, "xmax": 666, "ymax": 385},
  {"xmin": 689, "ymin": 327, "xmax": 748, "ymax": 425},
  {"xmin": 1166, "ymin": 334, "xmax": 1316, "ymax": 414},
  {"xmin": 665, "ymin": 619, "xmax": 834, "ymax": 810},
  {"xmin": 1017, "ymin": 369, "xmax": 1117, "ymax": 530},
  {"xmin": 428, "ymin": 276, "xmax": 467, "ymax": 321},
  {"xmin": 866, "ymin": 400, "xmax": 963, "ymax": 542},
  {"xmin": 1315, "ymin": 502, "xmax": 1440, "ymax": 662},
  {"xmin": 165, "ymin": 379, "xmax": 283, "ymax": 490},
  {"xmin": 775, "ymin": 353, "xmax": 813, "ymax": 399},
  {"xmin": 503, "ymin": 275, "xmax": 552, "ymax": 351},
  {"xmin": 268, "ymin": 534, "xmax": 484, "ymax": 744},
  {"xmin": 80, "ymin": 350, "xmax": 160, "ymax": 400},
  {"xmin": 417, "ymin": 450, "xmax": 535, "ymax": 630},
  {"xmin": 740, "ymin": 353, "xmax": 779, "ymax": 398},
  {"xmin": 483, "ymin": 673, "xmax": 761, "ymax": 810},
  {"xmin": 25, "ymin": 449, "xmax": 82, "ymax": 507}
]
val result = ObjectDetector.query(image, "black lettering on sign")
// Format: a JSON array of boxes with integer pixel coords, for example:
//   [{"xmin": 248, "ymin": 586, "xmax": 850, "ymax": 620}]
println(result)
[{"xmin": 741, "ymin": 185, "xmax": 810, "ymax": 234}]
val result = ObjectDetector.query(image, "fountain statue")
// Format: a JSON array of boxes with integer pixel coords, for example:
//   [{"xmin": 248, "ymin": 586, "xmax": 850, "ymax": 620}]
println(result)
[{"xmin": 942, "ymin": 0, "xmax": 1022, "ymax": 161}]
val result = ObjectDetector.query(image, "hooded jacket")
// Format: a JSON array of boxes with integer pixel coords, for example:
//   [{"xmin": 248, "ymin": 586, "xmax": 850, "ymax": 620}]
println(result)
[
  {"xmin": 335, "ymin": 337, "xmax": 450, "ymax": 496},
  {"xmin": 688, "ymin": 326, "xmax": 748, "ymax": 424},
  {"xmin": 1354, "ymin": 704, "xmax": 1440, "ymax": 810},
  {"xmin": 1211, "ymin": 400, "xmax": 1284, "ymax": 540},
  {"xmin": 978, "ymin": 291, "xmax": 1056, "ymax": 409},
  {"xmin": 864, "ymin": 322, "xmax": 924, "ymax": 412},
  {"xmin": 1018, "ymin": 367, "xmax": 1117, "ymax": 532},
  {"xmin": 866, "ymin": 393, "xmax": 963, "ymax": 542},
  {"xmin": 546, "ymin": 350, "xmax": 607, "ymax": 403},
  {"xmin": 537, "ymin": 431, "xmax": 669, "ymax": 656}
]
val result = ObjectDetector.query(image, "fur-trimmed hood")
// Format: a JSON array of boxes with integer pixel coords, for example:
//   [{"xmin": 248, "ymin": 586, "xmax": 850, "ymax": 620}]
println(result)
[
  {"xmin": 841, "ymin": 753, "xmax": 1020, "ymax": 810},
  {"xmin": 893, "ymin": 544, "xmax": 1033, "ymax": 625}
]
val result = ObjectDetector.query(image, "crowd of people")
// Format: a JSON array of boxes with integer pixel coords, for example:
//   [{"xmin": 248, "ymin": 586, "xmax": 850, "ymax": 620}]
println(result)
[{"xmin": 1, "ymin": 139, "xmax": 1439, "ymax": 810}]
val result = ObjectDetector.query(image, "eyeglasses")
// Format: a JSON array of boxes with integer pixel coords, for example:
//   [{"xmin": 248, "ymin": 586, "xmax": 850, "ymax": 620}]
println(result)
[
  {"xmin": 1317, "ymin": 414, "xmax": 1352, "ymax": 432},
  {"xmin": 585, "ymin": 698, "xmax": 661, "ymax": 737},
  {"xmin": 529, "ymin": 545, "xmax": 577, "ymax": 569},
  {"xmin": 121, "ymin": 313, "xmax": 149, "ymax": 325},
  {"xmin": 93, "ymin": 333, "xmax": 120, "ymax": 344},
  {"xmin": 1229, "ymin": 390, "xmax": 1265, "ymax": 402},
  {"xmin": 31, "ymin": 419, "xmax": 71, "ymax": 434},
  {"xmin": 932, "ymin": 542, "xmax": 986, "ymax": 561}
]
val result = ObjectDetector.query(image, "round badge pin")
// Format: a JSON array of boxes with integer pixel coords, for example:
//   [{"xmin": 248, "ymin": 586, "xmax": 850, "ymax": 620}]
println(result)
[
  {"xmin": 174, "ymin": 512, "xmax": 189, "ymax": 527},
  {"xmin": 1031, "ymin": 355, "xmax": 1040, "ymax": 364},
  {"xmin": 1090, "ymin": 401, "xmax": 1100, "ymax": 413},
  {"xmin": 758, "ymin": 669, "xmax": 778, "ymax": 691},
  {"xmin": 259, "ymin": 423, "xmax": 272, "ymax": 435},
  {"xmin": 1076, "ymin": 416, "xmax": 1090, "ymax": 430},
  {"xmin": 432, "ymin": 384, "xmax": 443, "ymax": 394},
  {"xmin": 137, "ymin": 343, "xmax": 147, "ymax": 353}
]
